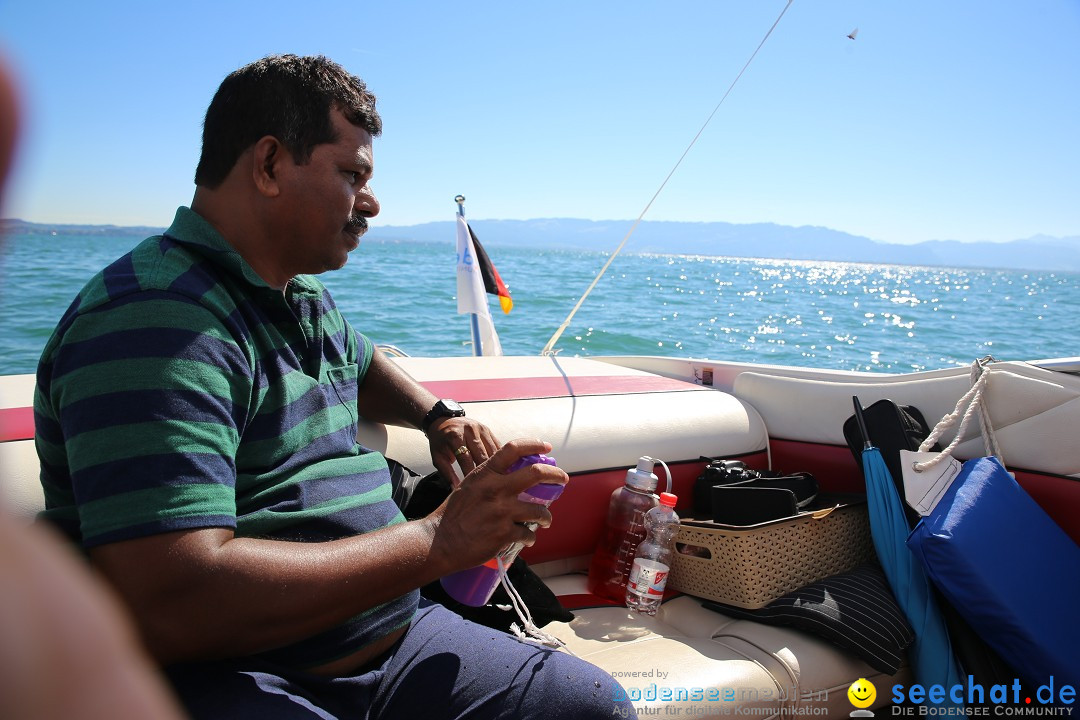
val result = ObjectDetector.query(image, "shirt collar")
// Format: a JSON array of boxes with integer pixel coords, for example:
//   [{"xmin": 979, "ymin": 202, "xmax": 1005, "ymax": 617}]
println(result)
[{"xmin": 163, "ymin": 206, "xmax": 321, "ymax": 297}]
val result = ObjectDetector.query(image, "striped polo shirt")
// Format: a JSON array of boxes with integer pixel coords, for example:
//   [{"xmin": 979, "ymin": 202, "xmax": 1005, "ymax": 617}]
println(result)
[{"xmin": 34, "ymin": 206, "xmax": 419, "ymax": 668}]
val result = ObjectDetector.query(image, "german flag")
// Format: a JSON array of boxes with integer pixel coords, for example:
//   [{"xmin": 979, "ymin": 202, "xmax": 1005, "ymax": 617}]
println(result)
[{"xmin": 467, "ymin": 223, "xmax": 513, "ymax": 314}]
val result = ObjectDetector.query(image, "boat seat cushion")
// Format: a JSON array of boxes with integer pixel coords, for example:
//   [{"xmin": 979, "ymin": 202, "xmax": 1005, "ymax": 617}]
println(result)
[
  {"xmin": 542, "ymin": 574, "xmax": 909, "ymax": 715},
  {"xmin": 701, "ymin": 562, "xmax": 914, "ymax": 675},
  {"xmin": 361, "ymin": 356, "xmax": 768, "ymax": 477}
]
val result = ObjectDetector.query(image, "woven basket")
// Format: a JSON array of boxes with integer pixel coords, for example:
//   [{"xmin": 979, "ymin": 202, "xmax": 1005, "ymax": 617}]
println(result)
[{"xmin": 668, "ymin": 503, "xmax": 875, "ymax": 609}]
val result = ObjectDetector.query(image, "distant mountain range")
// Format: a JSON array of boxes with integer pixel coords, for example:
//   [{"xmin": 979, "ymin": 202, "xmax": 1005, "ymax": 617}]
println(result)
[
  {"xmin": 4, "ymin": 217, "xmax": 1078, "ymax": 272},
  {"xmin": 368, "ymin": 219, "xmax": 1080, "ymax": 273},
  {"xmin": 1, "ymin": 219, "xmax": 167, "ymax": 238}
]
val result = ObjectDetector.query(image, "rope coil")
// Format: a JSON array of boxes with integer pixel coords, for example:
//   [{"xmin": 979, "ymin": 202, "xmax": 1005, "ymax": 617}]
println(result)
[
  {"xmin": 495, "ymin": 555, "xmax": 573, "ymax": 653},
  {"xmin": 914, "ymin": 356, "xmax": 1004, "ymax": 472}
]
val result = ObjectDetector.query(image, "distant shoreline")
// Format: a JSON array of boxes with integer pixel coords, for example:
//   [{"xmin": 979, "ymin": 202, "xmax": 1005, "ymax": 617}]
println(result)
[
  {"xmin": 3, "ymin": 217, "xmax": 1078, "ymax": 273},
  {"xmin": 0, "ymin": 219, "xmax": 166, "ymax": 237}
]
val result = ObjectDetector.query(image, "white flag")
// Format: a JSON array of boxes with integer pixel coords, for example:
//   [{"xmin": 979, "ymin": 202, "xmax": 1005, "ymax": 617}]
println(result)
[{"xmin": 456, "ymin": 215, "xmax": 503, "ymax": 356}]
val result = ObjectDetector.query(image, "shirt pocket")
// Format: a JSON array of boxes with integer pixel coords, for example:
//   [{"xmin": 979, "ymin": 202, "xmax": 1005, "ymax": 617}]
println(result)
[{"xmin": 326, "ymin": 363, "xmax": 359, "ymax": 430}]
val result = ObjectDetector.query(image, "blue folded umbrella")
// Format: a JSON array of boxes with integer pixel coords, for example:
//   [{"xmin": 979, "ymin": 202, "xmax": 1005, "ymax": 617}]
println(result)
[{"xmin": 854, "ymin": 397, "xmax": 965, "ymax": 703}]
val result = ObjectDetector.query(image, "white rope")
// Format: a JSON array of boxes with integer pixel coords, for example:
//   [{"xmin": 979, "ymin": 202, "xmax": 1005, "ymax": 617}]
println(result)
[
  {"xmin": 539, "ymin": 0, "xmax": 795, "ymax": 356},
  {"xmin": 495, "ymin": 555, "xmax": 574, "ymax": 654},
  {"xmin": 973, "ymin": 360, "xmax": 1004, "ymax": 461},
  {"xmin": 915, "ymin": 357, "xmax": 1003, "ymax": 472}
]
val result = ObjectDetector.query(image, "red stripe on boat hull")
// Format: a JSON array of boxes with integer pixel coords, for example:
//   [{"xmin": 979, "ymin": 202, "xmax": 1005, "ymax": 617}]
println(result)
[
  {"xmin": 419, "ymin": 375, "xmax": 705, "ymax": 403},
  {"xmin": 1, "ymin": 374, "xmax": 699, "ymax": 443},
  {"xmin": 770, "ymin": 437, "xmax": 1080, "ymax": 546},
  {"xmin": 770, "ymin": 439, "xmax": 865, "ymax": 493},
  {"xmin": 0, "ymin": 406, "xmax": 34, "ymax": 443}
]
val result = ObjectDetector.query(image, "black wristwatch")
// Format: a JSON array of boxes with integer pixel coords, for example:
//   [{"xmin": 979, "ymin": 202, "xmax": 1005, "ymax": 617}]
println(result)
[{"xmin": 422, "ymin": 399, "xmax": 465, "ymax": 435}]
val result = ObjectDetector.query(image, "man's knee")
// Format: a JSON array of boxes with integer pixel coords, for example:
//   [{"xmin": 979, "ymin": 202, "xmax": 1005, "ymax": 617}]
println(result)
[{"xmin": 519, "ymin": 651, "xmax": 637, "ymax": 720}]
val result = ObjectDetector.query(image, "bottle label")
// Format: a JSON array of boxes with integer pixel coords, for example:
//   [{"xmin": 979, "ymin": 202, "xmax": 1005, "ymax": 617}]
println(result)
[{"xmin": 627, "ymin": 558, "xmax": 669, "ymax": 598}]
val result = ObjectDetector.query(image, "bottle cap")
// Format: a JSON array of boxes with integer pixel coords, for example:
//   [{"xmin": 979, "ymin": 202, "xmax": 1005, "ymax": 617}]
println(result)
[
  {"xmin": 625, "ymin": 456, "xmax": 659, "ymax": 491},
  {"xmin": 658, "ymin": 492, "xmax": 678, "ymax": 507}
]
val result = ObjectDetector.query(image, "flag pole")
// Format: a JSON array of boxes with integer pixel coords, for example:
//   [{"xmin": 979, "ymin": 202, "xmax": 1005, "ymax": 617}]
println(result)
[{"xmin": 455, "ymin": 194, "xmax": 483, "ymax": 356}]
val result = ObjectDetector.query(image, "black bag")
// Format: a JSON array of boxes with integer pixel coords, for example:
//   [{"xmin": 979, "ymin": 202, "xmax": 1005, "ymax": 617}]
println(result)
[
  {"xmin": 841, "ymin": 398, "xmax": 939, "ymax": 529},
  {"xmin": 386, "ymin": 459, "xmax": 573, "ymax": 631}
]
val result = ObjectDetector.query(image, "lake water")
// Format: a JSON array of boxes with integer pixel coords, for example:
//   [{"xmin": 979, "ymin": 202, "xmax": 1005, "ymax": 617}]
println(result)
[{"xmin": 2, "ymin": 232, "xmax": 1077, "ymax": 376}]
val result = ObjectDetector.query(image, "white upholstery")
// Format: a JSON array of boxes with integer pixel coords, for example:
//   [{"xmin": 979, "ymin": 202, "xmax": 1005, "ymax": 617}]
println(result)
[
  {"xmin": 733, "ymin": 360, "xmax": 1080, "ymax": 476},
  {"xmin": 0, "ymin": 440, "xmax": 43, "ymax": 520},
  {"xmin": 359, "ymin": 355, "xmax": 768, "ymax": 475},
  {"xmin": 361, "ymin": 388, "xmax": 763, "ymax": 478}
]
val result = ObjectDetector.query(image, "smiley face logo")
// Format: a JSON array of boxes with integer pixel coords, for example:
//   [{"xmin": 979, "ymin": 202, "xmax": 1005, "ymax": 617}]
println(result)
[{"xmin": 848, "ymin": 678, "xmax": 877, "ymax": 709}]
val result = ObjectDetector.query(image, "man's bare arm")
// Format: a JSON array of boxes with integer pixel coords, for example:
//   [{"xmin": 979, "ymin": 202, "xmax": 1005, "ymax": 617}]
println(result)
[
  {"xmin": 354, "ymin": 349, "xmax": 438, "ymax": 429},
  {"xmin": 89, "ymin": 439, "xmax": 563, "ymax": 664}
]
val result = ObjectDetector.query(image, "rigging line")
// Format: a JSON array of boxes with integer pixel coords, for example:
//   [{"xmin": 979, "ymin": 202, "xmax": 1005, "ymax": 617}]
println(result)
[{"xmin": 540, "ymin": 0, "xmax": 795, "ymax": 356}]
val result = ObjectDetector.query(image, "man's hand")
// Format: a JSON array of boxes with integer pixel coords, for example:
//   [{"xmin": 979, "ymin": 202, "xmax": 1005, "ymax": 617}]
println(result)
[
  {"xmin": 424, "ymin": 439, "xmax": 568, "ymax": 570},
  {"xmin": 427, "ymin": 416, "xmax": 500, "ymax": 483}
]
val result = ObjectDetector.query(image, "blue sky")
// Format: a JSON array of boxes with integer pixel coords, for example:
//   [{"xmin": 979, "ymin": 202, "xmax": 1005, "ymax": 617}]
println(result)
[{"xmin": 1, "ymin": 1, "xmax": 1077, "ymax": 245}]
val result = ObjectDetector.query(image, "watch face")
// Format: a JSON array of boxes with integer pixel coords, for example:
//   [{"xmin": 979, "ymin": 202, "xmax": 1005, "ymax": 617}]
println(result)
[{"xmin": 424, "ymin": 399, "xmax": 465, "ymax": 433}]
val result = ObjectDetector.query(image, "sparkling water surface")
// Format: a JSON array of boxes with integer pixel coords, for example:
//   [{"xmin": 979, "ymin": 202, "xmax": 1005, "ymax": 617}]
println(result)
[{"xmin": 2, "ymin": 233, "xmax": 1077, "ymax": 376}]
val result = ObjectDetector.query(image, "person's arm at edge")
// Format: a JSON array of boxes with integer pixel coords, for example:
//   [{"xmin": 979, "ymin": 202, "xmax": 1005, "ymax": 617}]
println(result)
[{"xmin": 0, "ymin": 516, "xmax": 188, "ymax": 720}]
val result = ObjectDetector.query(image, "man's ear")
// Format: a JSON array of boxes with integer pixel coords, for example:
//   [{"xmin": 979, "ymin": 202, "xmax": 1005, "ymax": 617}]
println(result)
[{"xmin": 251, "ymin": 136, "xmax": 284, "ymax": 197}]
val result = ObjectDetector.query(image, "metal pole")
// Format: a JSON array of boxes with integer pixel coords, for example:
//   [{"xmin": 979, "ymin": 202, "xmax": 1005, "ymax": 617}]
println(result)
[{"xmin": 455, "ymin": 195, "xmax": 483, "ymax": 356}]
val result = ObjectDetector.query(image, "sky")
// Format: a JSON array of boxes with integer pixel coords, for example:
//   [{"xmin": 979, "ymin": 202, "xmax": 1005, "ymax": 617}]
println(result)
[{"xmin": 0, "ymin": 1, "xmax": 1077, "ymax": 246}]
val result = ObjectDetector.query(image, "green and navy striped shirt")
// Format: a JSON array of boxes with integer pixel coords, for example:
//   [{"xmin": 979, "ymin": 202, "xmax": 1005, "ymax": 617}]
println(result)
[{"xmin": 34, "ymin": 206, "xmax": 419, "ymax": 668}]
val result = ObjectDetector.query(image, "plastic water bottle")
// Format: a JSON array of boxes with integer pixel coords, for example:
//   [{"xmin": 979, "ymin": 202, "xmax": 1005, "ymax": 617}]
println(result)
[
  {"xmin": 625, "ymin": 492, "xmax": 680, "ymax": 615},
  {"xmin": 586, "ymin": 457, "xmax": 662, "ymax": 602},
  {"xmin": 440, "ymin": 454, "xmax": 561, "ymax": 607}
]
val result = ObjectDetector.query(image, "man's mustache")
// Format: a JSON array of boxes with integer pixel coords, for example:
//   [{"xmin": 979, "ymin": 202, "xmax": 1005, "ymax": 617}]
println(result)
[{"xmin": 346, "ymin": 215, "xmax": 368, "ymax": 235}]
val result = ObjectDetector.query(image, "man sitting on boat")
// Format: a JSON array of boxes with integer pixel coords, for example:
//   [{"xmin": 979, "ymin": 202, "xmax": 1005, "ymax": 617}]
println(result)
[{"xmin": 32, "ymin": 53, "xmax": 635, "ymax": 720}]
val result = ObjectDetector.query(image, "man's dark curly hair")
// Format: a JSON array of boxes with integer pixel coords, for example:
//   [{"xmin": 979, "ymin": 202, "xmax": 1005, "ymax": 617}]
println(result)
[{"xmin": 194, "ymin": 54, "xmax": 382, "ymax": 188}]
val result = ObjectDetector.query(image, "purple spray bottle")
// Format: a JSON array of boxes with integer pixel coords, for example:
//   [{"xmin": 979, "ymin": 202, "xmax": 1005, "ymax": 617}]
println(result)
[{"xmin": 440, "ymin": 453, "xmax": 562, "ymax": 606}]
